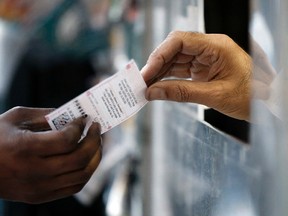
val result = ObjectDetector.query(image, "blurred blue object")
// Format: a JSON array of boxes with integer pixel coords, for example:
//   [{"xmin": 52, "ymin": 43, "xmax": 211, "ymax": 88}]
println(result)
[{"xmin": 32, "ymin": 0, "xmax": 110, "ymax": 59}]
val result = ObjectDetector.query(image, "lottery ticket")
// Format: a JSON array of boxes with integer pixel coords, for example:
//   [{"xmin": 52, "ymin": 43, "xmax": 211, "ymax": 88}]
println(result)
[{"xmin": 45, "ymin": 60, "xmax": 148, "ymax": 135}]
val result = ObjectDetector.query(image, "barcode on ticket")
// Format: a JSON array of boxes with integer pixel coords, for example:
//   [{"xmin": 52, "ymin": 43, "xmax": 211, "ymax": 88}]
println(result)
[
  {"xmin": 46, "ymin": 60, "xmax": 148, "ymax": 134},
  {"xmin": 51, "ymin": 112, "xmax": 73, "ymax": 130}
]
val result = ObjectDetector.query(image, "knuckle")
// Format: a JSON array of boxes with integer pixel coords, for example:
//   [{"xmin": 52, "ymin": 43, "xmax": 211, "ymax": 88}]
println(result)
[
  {"xmin": 211, "ymin": 33, "xmax": 231, "ymax": 42},
  {"xmin": 149, "ymin": 48, "xmax": 164, "ymax": 62},
  {"xmin": 5, "ymin": 106, "xmax": 26, "ymax": 120},
  {"xmin": 11, "ymin": 106, "xmax": 25, "ymax": 115},
  {"xmin": 168, "ymin": 30, "xmax": 181, "ymax": 38},
  {"xmin": 218, "ymin": 34, "xmax": 231, "ymax": 40},
  {"xmin": 174, "ymin": 85, "xmax": 191, "ymax": 102},
  {"xmin": 183, "ymin": 31, "xmax": 198, "ymax": 38},
  {"xmin": 218, "ymin": 34, "xmax": 235, "ymax": 47},
  {"xmin": 150, "ymin": 31, "xmax": 184, "ymax": 63}
]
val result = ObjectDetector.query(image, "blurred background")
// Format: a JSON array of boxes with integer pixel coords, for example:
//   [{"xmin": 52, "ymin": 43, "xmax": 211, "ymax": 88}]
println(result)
[{"xmin": 0, "ymin": 0, "xmax": 288, "ymax": 215}]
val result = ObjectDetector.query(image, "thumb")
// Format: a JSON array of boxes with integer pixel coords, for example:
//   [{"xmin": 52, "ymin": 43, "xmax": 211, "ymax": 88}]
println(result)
[
  {"xmin": 146, "ymin": 80, "xmax": 221, "ymax": 108},
  {"xmin": 3, "ymin": 107, "xmax": 55, "ymax": 131}
]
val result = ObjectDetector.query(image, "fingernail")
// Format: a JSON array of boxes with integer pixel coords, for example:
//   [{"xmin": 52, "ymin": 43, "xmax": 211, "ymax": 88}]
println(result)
[{"xmin": 147, "ymin": 87, "xmax": 167, "ymax": 100}]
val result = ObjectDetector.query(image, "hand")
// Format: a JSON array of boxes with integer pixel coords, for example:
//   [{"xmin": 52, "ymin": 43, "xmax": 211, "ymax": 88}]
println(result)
[
  {"xmin": 141, "ymin": 31, "xmax": 252, "ymax": 121},
  {"xmin": 0, "ymin": 106, "xmax": 102, "ymax": 204},
  {"xmin": 250, "ymin": 37, "xmax": 276, "ymax": 100}
]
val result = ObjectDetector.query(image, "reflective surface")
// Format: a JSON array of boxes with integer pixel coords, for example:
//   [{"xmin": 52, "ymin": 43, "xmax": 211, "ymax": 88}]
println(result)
[
  {"xmin": 149, "ymin": 101, "xmax": 258, "ymax": 216},
  {"xmin": 249, "ymin": 0, "xmax": 288, "ymax": 215},
  {"xmin": 0, "ymin": 0, "xmax": 287, "ymax": 215},
  {"xmin": 146, "ymin": 0, "xmax": 288, "ymax": 215}
]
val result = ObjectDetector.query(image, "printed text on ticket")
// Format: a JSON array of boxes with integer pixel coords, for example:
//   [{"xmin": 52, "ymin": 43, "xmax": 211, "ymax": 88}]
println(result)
[{"xmin": 45, "ymin": 60, "xmax": 148, "ymax": 135}]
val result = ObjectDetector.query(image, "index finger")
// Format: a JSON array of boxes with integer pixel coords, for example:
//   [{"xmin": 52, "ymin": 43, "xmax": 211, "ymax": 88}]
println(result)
[
  {"xmin": 26, "ymin": 117, "xmax": 87, "ymax": 157},
  {"xmin": 141, "ymin": 31, "xmax": 206, "ymax": 83}
]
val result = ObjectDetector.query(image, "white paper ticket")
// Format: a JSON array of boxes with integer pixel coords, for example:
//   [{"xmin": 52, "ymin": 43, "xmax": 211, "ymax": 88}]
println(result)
[{"xmin": 45, "ymin": 60, "xmax": 148, "ymax": 135}]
